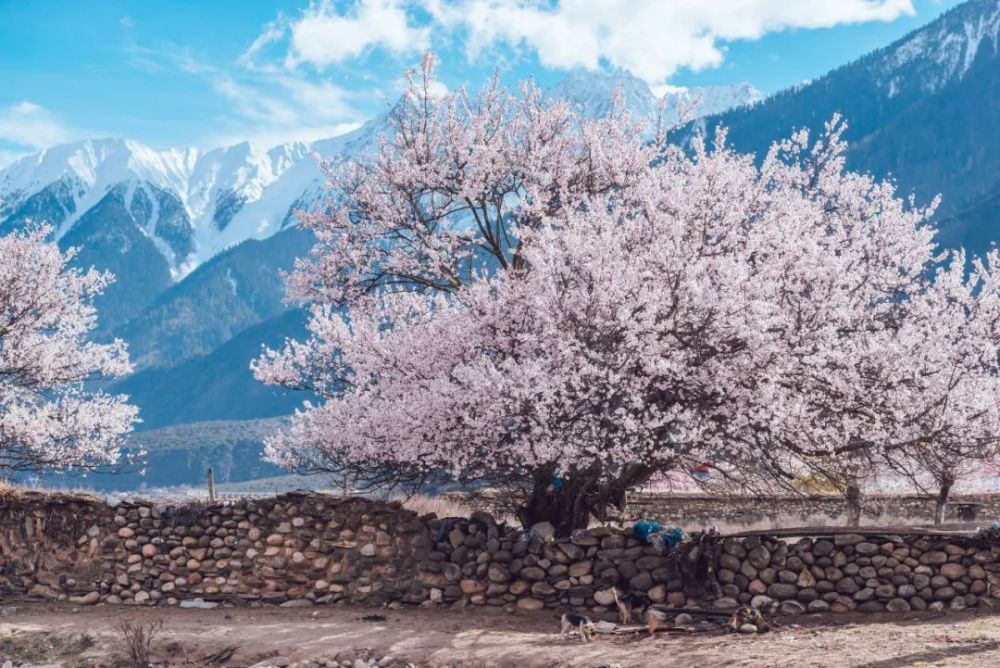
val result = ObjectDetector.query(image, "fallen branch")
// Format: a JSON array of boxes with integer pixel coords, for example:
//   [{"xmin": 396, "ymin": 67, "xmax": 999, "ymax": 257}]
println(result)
[{"xmin": 201, "ymin": 645, "xmax": 238, "ymax": 664}]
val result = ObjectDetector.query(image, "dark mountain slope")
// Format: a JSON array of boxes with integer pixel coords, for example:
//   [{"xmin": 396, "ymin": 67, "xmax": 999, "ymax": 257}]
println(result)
[
  {"xmin": 113, "ymin": 308, "xmax": 314, "ymax": 430},
  {"xmin": 113, "ymin": 226, "xmax": 313, "ymax": 369},
  {"xmin": 696, "ymin": 0, "xmax": 1000, "ymax": 252}
]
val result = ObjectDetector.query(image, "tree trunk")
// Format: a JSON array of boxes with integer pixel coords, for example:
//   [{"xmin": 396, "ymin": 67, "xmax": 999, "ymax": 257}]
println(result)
[
  {"xmin": 517, "ymin": 472, "xmax": 595, "ymax": 537},
  {"xmin": 515, "ymin": 464, "xmax": 651, "ymax": 537},
  {"xmin": 845, "ymin": 482, "xmax": 863, "ymax": 527},
  {"xmin": 934, "ymin": 474, "xmax": 955, "ymax": 526}
]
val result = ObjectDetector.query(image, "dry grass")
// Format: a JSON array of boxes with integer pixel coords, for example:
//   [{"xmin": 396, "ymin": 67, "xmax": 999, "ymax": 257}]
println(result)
[
  {"xmin": 0, "ymin": 479, "xmax": 105, "ymax": 502},
  {"xmin": 387, "ymin": 492, "xmax": 528, "ymax": 525},
  {"xmin": 0, "ymin": 628, "xmax": 93, "ymax": 666},
  {"xmin": 392, "ymin": 492, "xmax": 477, "ymax": 518}
]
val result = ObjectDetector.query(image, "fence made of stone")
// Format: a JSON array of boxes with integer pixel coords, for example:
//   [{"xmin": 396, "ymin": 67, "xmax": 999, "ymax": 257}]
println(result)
[
  {"xmin": 627, "ymin": 492, "xmax": 1000, "ymax": 531},
  {"xmin": 712, "ymin": 532, "xmax": 1000, "ymax": 615},
  {"xmin": 1, "ymin": 490, "xmax": 998, "ymax": 618}
]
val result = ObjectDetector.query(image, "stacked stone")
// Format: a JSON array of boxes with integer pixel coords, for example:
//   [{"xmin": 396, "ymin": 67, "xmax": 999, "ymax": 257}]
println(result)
[
  {"xmin": 627, "ymin": 492, "xmax": 1000, "ymax": 529},
  {"xmin": 80, "ymin": 495, "xmax": 432, "ymax": 607},
  {"xmin": 415, "ymin": 518, "xmax": 689, "ymax": 612},
  {"xmin": 4, "ymin": 491, "xmax": 1000, "ymax": 618},
  {"xmin": 0, "ymin": 492, "xmax": 113, "ymax": 603},
  {"xmin": 712, "ymin": 533, "xmax": 1000, "ymax": 615}
]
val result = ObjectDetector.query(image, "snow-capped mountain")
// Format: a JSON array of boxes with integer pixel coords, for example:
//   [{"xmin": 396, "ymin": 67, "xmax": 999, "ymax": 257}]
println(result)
[
  {"xmin": 875, "ymin": 0, "xmax": 1000, "ymax": 97},
  {"xmin": 2, "ymin": 137, "xmax": 315, "ymax": 278},
  {"xmin": 0, "ymin": 70, "xmax": 758, "ymax": 314},
  {"xmin": 0, "ymin": 114, "xmax": 387, "ymax": 340},
  {"xmin": 547, "ymin": 69, "xmax": 763, "ymax": 128},
  {"xmin": 695, "ymin": 0, "xmax": 1000, "ymax": 254},
  {"xmin": 655, "ymin": 83, "xmax": 765, "ymax": 124}
]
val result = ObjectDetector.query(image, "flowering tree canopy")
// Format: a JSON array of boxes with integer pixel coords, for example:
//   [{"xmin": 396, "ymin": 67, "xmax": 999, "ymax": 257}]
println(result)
[
  {"xmin": 255, "ymin": 56, "xmax": 1000, "ymax": 534},
  {"xmin": 0, "ymin": 226, "xmax": 137, "ymax": 472},
  {"xmin": 875, "ymin": 251, "xmax": 1000, "ymax": 523}
]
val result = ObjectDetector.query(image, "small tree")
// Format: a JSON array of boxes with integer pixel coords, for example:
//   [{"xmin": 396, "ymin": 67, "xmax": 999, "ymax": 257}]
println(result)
[
  {"xmin": 879, "ymin": 251, "xmax": 1000, "ymax": 524},
  {"xmin": 0, "ymin": 226, "xmax": 137, "ymax": 473},
  {"xmin": 255, "ymin": 57, "xmax": 997, "ymax": 535}
]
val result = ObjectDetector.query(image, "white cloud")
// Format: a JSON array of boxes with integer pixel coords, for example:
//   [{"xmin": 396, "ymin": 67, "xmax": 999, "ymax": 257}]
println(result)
[
  {"xmin": 430, "ymin": 0, "xmax": 916, "ymax": 83},
  {"xmin": 284, "ymin": 0, "xmax": 429, "ymax": 68},
  {"xmin": 249, "ymin": 0, "xmax": 916, "ymax": 85},
  {"xmin": 131, "ymin": 0, "xmax": 917, "ymax": 151},
  {"xmin": 214, "ymin": 121, "xmax": 364, "ymax": 149},
  {"xmin": 206, "ymin": 72, "xmax": 364, "ymax": 146},
  {"xmin": 125, "ymin": 41, "xmax": 368, "ymax": 149},
  {"xmin": 0, "ymin": 101, "xmax": 75, "ymax": 150},
  {"xmin": 391, "ymin": 73, "xmax": 448, "ymax": 98},
  {"xmin": 650, "ymin": 83, "xmax": 690, "ymax": 98},
  {"xmin": 0, "ymin": 149, "xmax": 29, "ymax": 169},
  {"xmin": 239, "ymin": 20, "xmax": 287, "ymax": 72}
]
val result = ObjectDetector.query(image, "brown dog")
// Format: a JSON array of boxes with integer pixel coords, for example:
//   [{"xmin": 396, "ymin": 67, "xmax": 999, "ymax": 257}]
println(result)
[{"xmin": 612, "ymin": 588, "xmax": 651, "ymax": 625}]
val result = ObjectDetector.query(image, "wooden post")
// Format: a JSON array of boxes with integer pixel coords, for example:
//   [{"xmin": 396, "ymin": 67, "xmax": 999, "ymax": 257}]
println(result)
[
  {"xmin": 207, "ymin": 467, "xmax": 216, "ymax": 502},
  {"xmin": 845, "ymin": 481, "xmax": 863, "ymax": 527}
]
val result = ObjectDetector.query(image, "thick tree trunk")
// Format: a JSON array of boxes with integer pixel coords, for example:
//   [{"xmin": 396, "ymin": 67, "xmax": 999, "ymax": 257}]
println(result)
[
  {"xmin": 845, "ymin": 482, "xmax": 863, "ymax": 527},
  {"xmin": 934, "ymin": 475, "xmax": 954, "ymax": 526},
  {"xmin": 515, "ymin": 464, "xmax": 653, "ymax": 537},
  {"xmin": 517, "ymin": 472, "xmax": 596, "ymax": 536}
]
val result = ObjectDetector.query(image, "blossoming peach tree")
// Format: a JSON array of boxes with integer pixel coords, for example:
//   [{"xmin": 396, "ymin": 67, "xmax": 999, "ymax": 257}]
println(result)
[
  {"xmin": 254, "ymin": 55, "xmax": 1000, "ymax": 534},
  {"xmin": 0, "ymin": 225, "xmax": 138, "ymax": 473}
]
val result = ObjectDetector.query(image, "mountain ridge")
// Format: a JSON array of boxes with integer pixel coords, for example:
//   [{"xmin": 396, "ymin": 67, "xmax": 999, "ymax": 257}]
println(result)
[
  {"xmin": 0, "ymin": 75, "xmax": 763, "ymax": 278},
  {"xmin": 9, "ymin": 0, "xmax": 1000, "ymax": 479},
  {"xmin": 689, "ymin": 0, "xmax": 1000, "ymax": 253}
]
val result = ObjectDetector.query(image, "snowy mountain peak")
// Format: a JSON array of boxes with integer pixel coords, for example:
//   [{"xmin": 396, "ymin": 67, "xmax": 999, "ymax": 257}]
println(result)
[
  {"xmin": 0, "ymin": 136, "xmax": 326, "ymax": 274},
  {"xmin": 654, "ymin": 83, "xmax": 766, "ymax": 123},
  {"xmin": 876, "ymin": 0, "xmax": 1000, "ymax": 96},
  {"xmin": 0, "ymin": 138, "xmax": 195, "ymax": 195},
  {"xmin": 547, "ymin": 69, "xmax": 659, "ymax": 119},
  {"xmin": 547, "ymin": 69, "xmax": 764, "ymax": 127},
  {"xmin": 0, "ymin": 71, "xmax": 761, "ymax": 278}
]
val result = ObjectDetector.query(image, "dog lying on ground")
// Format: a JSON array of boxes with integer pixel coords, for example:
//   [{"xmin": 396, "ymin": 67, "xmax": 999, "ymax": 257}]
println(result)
[
  {"xmin": 560, "ymin": 613, "xmax": 597, "ymax": 642},
  {"xmin": 612, "ymin": 588, "xmax": 651, "ymax": 625},
  {"xmin": 726, "ymin": 606, "xmax": 770, "ymax": 633}
]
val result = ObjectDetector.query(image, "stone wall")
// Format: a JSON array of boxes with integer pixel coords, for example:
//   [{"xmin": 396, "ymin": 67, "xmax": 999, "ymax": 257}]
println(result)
[
  {"xmin": 1, "ymin": 490, "xmax": 999, "ymax": 619},
  {"xmin": 628, "ymin": 493, "xmax": 1000, "ymax": 531},
  {"xmin": 710, "ymin": 532, "xmax": 1000, "ymax": 615}
]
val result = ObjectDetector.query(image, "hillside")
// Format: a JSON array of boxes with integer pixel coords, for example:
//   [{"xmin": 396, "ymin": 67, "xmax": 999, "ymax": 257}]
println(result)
[
  {"xmin": 113, "ymin": 227, "xmax": 313, "ymax": 369},
  {"xmin": 694, "ymin": 0, "xmax": 1000, "ymax": 252},
  {"xmin": 39, "ymin": 418, "xmax": 288, "ymax": 492},
  {"xmin": 112, "ymin": 308, "xmax": 315, "ymax": 430}
]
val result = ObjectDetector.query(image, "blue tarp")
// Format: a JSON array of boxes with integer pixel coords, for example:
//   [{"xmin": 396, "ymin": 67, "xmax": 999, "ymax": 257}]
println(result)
[{"xmin": 633, "ymin": 520, "xmax": 686, "ymax": 549}]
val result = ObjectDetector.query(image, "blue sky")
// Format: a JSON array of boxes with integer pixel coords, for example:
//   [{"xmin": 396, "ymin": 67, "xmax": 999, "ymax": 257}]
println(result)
[{"xmin": 0, "ymin": 0, "xmax": 963, "ymax": 164}]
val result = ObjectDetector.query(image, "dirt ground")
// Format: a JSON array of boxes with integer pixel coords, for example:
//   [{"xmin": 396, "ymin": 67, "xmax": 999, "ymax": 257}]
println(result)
[{"xmin": 5, "ymin": 602, "xmax": 1000, "ymax": 667}]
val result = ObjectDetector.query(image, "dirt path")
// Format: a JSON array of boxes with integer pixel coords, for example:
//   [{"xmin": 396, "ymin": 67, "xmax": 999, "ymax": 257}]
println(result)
[{"xmin": 5, "ymin": 602, "xmax": 1000, "ymax": 667}]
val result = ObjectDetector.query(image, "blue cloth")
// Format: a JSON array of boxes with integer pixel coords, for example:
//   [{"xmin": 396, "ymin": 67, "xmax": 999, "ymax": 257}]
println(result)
[
  {"xmin": 633, "ymin": 521, "xmax": 686, "ymax": 549},
  {"xmin": 633, "ymin": 520, "xmax": 662, "ymax": 542},
  {"xmin": 661, "ymin": 526, "xmax": 686, "ymax": 549}
]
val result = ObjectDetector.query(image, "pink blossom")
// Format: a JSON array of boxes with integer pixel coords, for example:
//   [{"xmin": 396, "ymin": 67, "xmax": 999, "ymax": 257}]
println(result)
[
  {"xmin": 0, "ymin": 225, "xmax": 137, "ymax": 471},
  {"xmin": 255, "ymin": 58, "xmax": 1000, "ymax": 530}
]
